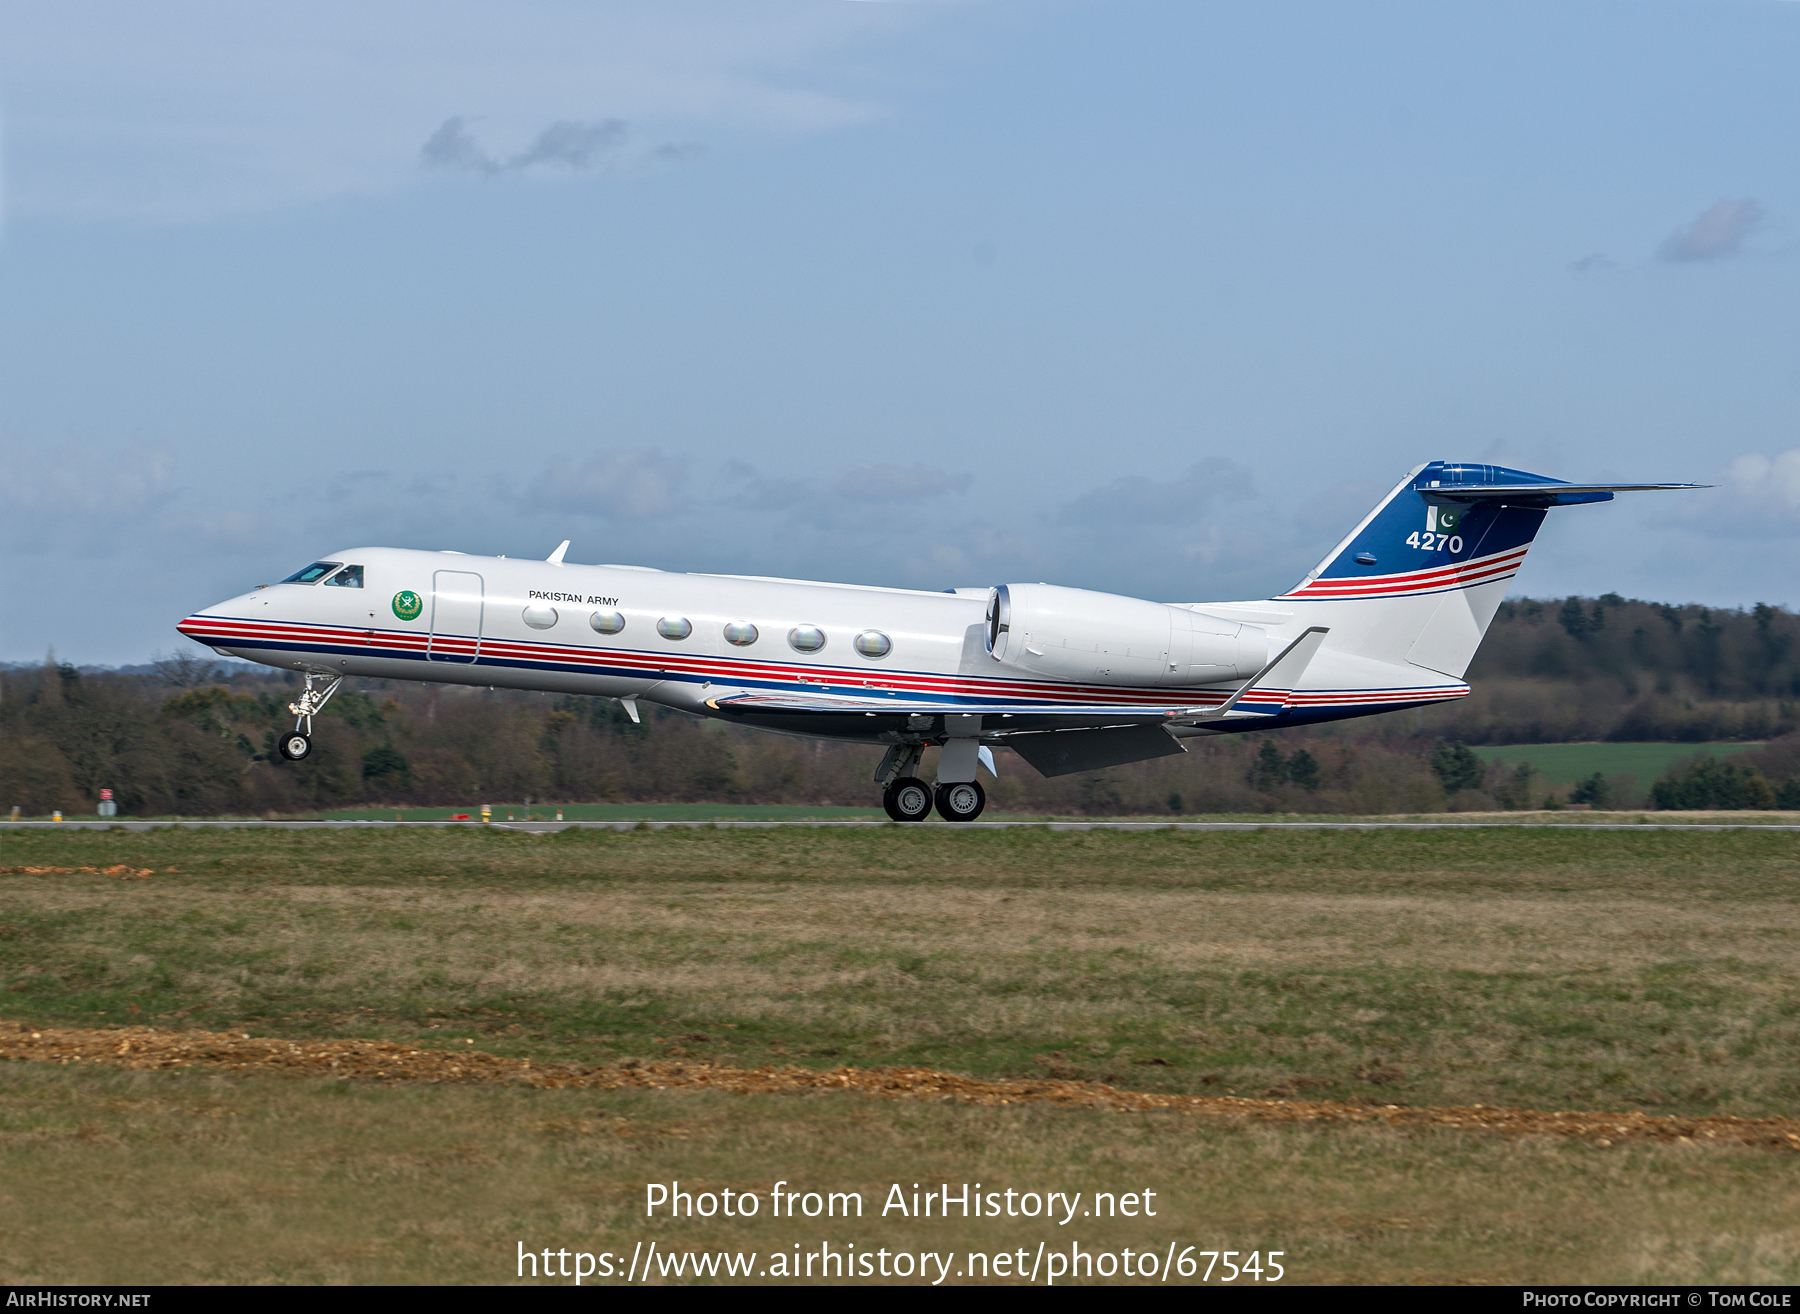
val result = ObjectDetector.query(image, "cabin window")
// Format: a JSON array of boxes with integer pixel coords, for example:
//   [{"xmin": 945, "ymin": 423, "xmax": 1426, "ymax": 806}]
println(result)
[
  {"xmin": 323, "ymin": 565, "xmax": 364, "ymax": 589},
  {"xmin": 282, "ymin": 562, "xmax": 341, "ymax": 585},
  {"xmin": 658, "ymin": 616, "xmax": 692, "ymax": 640},
  {"xmin": 523, "ymin": 606, "xmax": 558, "ymax": 630},
  {"xmin": 590, "ymin": 610, "xmax": 626, "ymax": 635},
  {"xmin": 788, "ymin": 625, "xmax": 826, "ymax": 653},
  {"xmin": 724, "ymin": 621, "xmax": 759, "ymax": 646},
  {"xmin": 853, "ymin": 630, "xmax": 891, "ymax": 659}
]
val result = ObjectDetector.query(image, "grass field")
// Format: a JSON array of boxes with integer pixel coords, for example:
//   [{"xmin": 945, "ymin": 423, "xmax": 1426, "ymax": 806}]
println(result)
[
  {"xmin": 4, "ymin": 825, "xmax": 1799, "ymax": 1284},
  {"xmin": 1470, "ymin": 741, "xmax": 1763, "ymax": 784}
]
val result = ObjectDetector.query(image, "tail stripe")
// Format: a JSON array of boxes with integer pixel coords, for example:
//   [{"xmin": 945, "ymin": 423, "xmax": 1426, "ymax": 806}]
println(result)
[{"xmin": 1279, "ymin": 545, "xmax": 1528, "ymax": 601}]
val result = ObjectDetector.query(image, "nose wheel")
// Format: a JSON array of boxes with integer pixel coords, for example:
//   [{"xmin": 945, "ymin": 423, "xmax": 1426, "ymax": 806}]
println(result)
[
  {"xmin": 935, "ymin": 779, "xmax": 986, "ymax": 822},
  {"xmin": 278, "ymin": 671, "xmax": 343, "ymax": 764},
  {"xmin": 882, "ymin": 777, "xmax": 934, "ymax": 822}
]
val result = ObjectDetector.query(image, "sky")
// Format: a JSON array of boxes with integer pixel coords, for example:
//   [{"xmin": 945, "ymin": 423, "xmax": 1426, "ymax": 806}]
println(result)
[{"xmin": 2, "ymin": 0, "xmax": 1797, "ymax": 665}]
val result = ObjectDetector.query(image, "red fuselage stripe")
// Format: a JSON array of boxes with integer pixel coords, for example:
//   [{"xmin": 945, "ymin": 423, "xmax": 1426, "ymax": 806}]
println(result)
[{"xmin": 180, "ymin": 615, "xmax": 1470, "ymax": 709}]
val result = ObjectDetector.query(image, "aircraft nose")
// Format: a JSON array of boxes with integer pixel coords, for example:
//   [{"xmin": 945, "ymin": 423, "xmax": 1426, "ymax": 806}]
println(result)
[
  {"xmin": 176, "ymin": 609, "xmax": 223, "ymax": 644},
  {"xmin": 177, "ymin": 593, "xmax": 255, "ymax": 646}
]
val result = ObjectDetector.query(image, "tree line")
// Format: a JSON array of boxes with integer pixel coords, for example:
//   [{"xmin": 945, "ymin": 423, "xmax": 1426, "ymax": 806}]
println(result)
[
  {"xmin": 3, "ymin": 595, "xmax": 1797, "ymax": 817},
  {"xmin": 1411, "ymin": 595, "xmax": 1800, "ymax": 745}
]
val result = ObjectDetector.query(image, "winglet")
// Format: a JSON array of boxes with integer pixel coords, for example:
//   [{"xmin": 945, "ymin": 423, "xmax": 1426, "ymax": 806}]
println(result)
[
  {"xmin": 1181, "ymin": 626, "xmax": 1329, "ymax": 722},
  {"xmin": 547, "ymin": 540, "xmax": 571, "ymax": 565}
]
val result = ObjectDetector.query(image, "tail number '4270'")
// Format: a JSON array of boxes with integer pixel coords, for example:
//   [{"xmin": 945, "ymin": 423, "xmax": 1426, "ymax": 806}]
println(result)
[{"xmin": 1407, "ymin": 532, "xmax": 1463, "ymax": 553}]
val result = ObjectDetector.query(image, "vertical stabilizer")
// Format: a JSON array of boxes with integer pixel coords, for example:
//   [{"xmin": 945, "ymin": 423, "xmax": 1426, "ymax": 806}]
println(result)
[{"xmin": 1276, "ymin": 462, "xmax": 1580, "ymax": 679}]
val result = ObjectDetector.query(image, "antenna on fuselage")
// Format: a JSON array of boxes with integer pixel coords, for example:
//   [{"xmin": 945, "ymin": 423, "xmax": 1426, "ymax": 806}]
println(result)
[{"xmin": 546, "ymin": 540, "xmax": 570, "ymax": 564}]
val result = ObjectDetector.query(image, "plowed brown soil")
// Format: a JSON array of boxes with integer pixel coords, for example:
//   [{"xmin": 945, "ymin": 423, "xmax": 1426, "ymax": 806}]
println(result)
[{"xmin": 6, "ymin": 1020, "xmax": 1798, "ymax": 1151}]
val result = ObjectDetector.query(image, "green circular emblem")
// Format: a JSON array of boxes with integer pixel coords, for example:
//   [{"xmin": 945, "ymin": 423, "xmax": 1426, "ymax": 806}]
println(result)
[{"xmin": 392, "ymin": 590, "xmax": 424, "ymax": 621}]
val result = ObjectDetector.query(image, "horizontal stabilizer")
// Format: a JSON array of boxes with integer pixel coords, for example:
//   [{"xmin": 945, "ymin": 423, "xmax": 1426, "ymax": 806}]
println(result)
[{"xmin": 1421, "ymin": 482, "xmax": 1706, "ymax": 503}]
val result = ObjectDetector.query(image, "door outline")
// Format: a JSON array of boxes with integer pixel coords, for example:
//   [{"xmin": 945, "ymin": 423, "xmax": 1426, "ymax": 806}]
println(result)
[{"xmin": 429, "ymin": 570, "xmax": 484, "ymax": 663}]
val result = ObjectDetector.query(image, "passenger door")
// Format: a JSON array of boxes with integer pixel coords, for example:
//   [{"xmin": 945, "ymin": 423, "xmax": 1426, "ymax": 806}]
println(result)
[{"xmin": 429, "ymin": 571, "xmax": 484, "ymax": 663}]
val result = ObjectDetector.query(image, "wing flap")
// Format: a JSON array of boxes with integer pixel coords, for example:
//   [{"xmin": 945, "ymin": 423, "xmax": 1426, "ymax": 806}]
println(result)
[{"xmin": 1006, "ymin": 724, "xmax": 1187, "ymax": 777}]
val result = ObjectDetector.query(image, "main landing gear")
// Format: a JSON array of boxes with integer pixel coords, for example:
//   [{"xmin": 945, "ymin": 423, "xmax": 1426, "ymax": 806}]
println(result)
[
  {"xmin": 934, "ymin": 780, "xmax": 986, "ymax": 822},
  {"xmin": 277, "ymin": 671, "xmax": 344, "ymax": 764},
  {"xmin": 882, "ymin": 777, "xmax": 934, "ymax": 822},
  {"xmin": 874, "ymin": 744, "xmax": 990, "ymax": 822}
]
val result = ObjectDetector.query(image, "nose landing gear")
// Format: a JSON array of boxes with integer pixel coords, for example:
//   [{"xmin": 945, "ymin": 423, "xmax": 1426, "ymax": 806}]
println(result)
[{"xmin": 278, "ymin": 670, "xmax": 344, "ymax": 764}]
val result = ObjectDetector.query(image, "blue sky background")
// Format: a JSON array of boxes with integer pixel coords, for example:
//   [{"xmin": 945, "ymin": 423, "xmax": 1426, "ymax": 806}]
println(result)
[{"xmin": 2, "ymin": 0, "xmax": 1796, "ymax": 664}]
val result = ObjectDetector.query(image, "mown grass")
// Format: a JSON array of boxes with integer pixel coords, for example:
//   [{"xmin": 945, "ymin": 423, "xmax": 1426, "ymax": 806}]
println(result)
[
  {"xmin": 3, "ymin": 1061, "xmax": 1799, "ymax": 1285},
  {"xmin": 4, "ymin": 826, "xmax": 1798, "ymax": 1117},
  {"xmin": 5, "ymin": 825, "xmax": 1800, "ymax": 1285}
]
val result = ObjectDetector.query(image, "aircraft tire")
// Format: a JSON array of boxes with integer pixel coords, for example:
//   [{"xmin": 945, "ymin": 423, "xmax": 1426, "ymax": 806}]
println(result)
[
  {"xmin": 934, "ymin": 779, "xmax": 986, "ymax": 822},
  {"xmin": 883, "ymin": 777, "xmax": 934, "ymax": 822},
  {"xmin": 277, "ymin": 732, "xmax": 312, "ymax": 762}
]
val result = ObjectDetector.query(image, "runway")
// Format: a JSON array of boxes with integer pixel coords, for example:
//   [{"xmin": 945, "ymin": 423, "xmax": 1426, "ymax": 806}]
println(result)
[{"xmin": 7, "ymin": 818, "xmax": 1798, "ymax": 832}]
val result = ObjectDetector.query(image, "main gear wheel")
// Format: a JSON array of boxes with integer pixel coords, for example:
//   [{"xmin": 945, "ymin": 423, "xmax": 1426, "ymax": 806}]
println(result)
[
  {"xmin": 883, "ymin": 777, "xmax": 934, "ymax": 822},
  {"xmin": 934, "ymin": 779, "xmax": 986, "ymax": 822}
]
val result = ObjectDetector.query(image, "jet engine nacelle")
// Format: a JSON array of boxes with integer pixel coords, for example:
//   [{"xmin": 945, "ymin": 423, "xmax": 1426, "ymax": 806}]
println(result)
[{"xmin": 984, "ymin": 583, "xmax": 1267, "ymax": 687}]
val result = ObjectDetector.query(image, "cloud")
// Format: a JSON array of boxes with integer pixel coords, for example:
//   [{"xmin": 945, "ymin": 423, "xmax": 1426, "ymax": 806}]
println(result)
[
  {"xmin": 0, "ymin": 1, "xmax": 915, "ymax": 221},
  {"xmin": 1053, "ymin": 460, "xmax": 1255, "ymax": 526},
  {"xmin": 1569, "ymin": 252, "xmax": 1616, "ymax": 274},
  {"xmin": 721, "ymin": 462, "xmax": 814, "ymax": 512},
  {"xmin": 827, "ymin": 463, "xmax": 971, "ymax": 501},
  {"xmin": 0, "ymin": 439, "xmax": 178, "ymax": 554},
  {"xmin": 1657, "ymin": 199, "xmax": 1765, "ymax": 263},
  {"xmin": 528, "ymin": 450, "xmax": 688, "ymax": 521},
  {"xmin": 726, "ymin": 461, "xmax": 970, "ymax": 523},
  {"xmin": 1669, "ymin": 448, "xmax": 1800, "ymax": 537},
  {"xmin": 421, "ymin": 117, "xmax": 630, "ymax": 175}
]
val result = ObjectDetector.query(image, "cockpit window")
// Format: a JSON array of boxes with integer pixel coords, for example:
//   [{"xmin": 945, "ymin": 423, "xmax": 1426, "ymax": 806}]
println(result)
[
  {"xmin": 282, "ymin": 562, "xmax": 342, "ymax": 584},
  {"xmin": 323, "ymin": 564, "xmax": 364, "ymax": 589}
]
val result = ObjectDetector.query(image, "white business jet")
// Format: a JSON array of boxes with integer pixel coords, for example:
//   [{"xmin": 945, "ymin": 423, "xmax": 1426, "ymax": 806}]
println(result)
[{"xmin": 178, "ymin": 462, "xmax": 1699, "ymax": 821}]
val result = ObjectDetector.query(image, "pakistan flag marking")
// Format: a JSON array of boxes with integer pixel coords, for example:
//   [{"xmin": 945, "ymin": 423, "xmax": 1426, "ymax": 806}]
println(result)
[
  {"xmin": 1434, "ymin": 505, "xmax": 1463, "ymax": 533},
  {"xmin": 392, "ymin": 590, "xmax": 424, "ymax": 621}
]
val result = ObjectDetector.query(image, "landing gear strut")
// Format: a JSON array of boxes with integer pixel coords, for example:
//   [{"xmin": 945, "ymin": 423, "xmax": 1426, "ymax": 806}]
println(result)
[
  {"xmin": 874, "ymin": 740, "xmax": 990, "ymax": 822},
  {"xmin": 875, "ymin": 744, "xmax": 934, "ymax": 822},
  {"xmin": 279, "ymin": 671, "xmax": 344, "ymax": 763}
]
